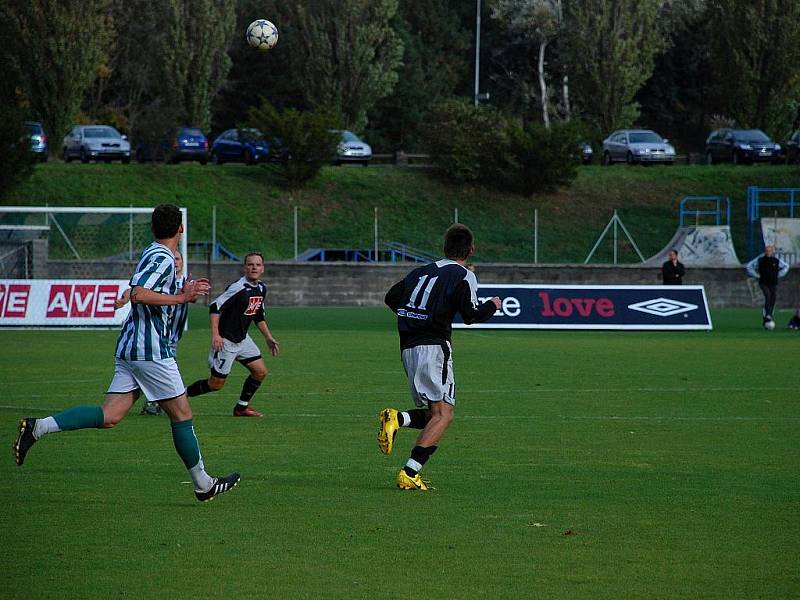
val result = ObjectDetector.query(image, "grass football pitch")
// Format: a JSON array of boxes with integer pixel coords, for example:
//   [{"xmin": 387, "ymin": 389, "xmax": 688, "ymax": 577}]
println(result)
[{"xmin": 1, "ymin": 307, "xmax": 798, "ymax": 599}]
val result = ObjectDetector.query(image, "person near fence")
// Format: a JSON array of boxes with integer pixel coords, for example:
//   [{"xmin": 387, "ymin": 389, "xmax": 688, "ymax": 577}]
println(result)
[
  {"xmin": 661, "ymin": 249, "xmax": 685, "ymax": 285},
  {"xmin": 745, "ymin": 245, "xmax": 790, "ymax": 326},
  {"xmin": 186, "ymin": 252, "xmax": 280, "ymax": 417},
  {"xmin": 376, "ymin": 224, "xmax": 501, "ymax": 491},
  {"xmin": 13, "ymin": 203, "xmax": 241, "ymax": 502}
]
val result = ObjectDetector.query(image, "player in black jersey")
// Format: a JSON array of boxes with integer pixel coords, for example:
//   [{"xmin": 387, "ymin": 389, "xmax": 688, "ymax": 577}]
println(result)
[
  {"xmin": 186, "ymin": 252, "xmax": 280, "ymax": 417},
  {"xmin": 377, "ymin": 224, "xmax": 500, "ymax": 490}
]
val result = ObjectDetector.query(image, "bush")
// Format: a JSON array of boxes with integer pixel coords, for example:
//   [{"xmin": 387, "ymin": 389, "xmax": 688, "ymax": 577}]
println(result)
[
  {"xmin": 248, "ymin": 98, "xmax": 340, "ymax": 192},
  {"xmin": 424, "ymin": 100, "xmax": 583, "ymax": 196},
  {"xmin": 423, "ymin": 100, "xmax": 511, "ymax": 182},
  {"xmin": 502, "ymin": 120, "xmax": 583, "ymax": 196}
]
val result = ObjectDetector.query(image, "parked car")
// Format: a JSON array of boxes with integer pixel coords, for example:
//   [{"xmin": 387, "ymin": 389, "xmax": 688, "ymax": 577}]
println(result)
[
  {"xmin": 335, "ymin": 130, "xmax": 372, "ymax": 166},
  {"xmin": 580, "ymin": 142, "xmax": 593, "ymax": 165},
  {"xmin": 704, "ymin": 128, "xmax": 781, "ymax": 165},
  {"xmin": 136, "ymin": 127, "xmax": 208, "ymax": 164},
  {"xmin": 783, "ymin": 130, "xmax": 800, "ymax": 164},
  {"xmin": 62, "ymin": 125, "xmax": 131, "ymax": 163},
  {"xmin": 210, "ymin": 128, "xmax": 270, "ymax": 164},
  {"xmin": 601, "ymin": 129, "xmax": 676, "ymax": 165},
  {"xmin": 24, "ymin": 121, "xmax": 48, "ymax": 161}
]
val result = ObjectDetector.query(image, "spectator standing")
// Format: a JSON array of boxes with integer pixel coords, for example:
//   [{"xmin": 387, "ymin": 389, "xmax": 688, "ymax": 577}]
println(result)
[
  {"xmin": 661, "ymin": 249, "xmax": 685, "ymax": 285},
  {"xmin": 745, "ymin": 245, "xmax": 790, "ymax": 326}
]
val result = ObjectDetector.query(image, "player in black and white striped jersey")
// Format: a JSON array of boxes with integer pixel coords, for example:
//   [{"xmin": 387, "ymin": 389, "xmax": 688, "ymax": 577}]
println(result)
[{"xmin": 378, "ymin": 224, "xmax": 501, "ymax": 491}]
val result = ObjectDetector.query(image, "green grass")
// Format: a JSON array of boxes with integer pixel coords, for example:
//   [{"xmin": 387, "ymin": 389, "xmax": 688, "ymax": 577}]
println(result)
[
  {"xmin": 1, "ymin": 307, "xmax": 798, "ymax": 598},
  {"xmin": 3, "ymin": 162, "xmax": 799, "ymax": 263}
]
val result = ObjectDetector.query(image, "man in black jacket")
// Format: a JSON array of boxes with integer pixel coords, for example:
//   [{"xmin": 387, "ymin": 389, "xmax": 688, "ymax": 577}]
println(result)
[
  {"xmin": 376, "ymin": 224, "xmax": 500, "ymax": 491},
  {"xmin": 745, "ymin": 245, "xmax": 790, "ymax": 326},
  {"xmin": 661, "ymin": 249, "xmax": 685, "ymax": 285}
]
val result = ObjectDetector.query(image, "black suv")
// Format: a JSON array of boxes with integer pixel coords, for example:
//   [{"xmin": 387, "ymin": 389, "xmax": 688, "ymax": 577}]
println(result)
[{"xmin": 705, "ymin": 128, "xmax": 781, "ymax": 165}]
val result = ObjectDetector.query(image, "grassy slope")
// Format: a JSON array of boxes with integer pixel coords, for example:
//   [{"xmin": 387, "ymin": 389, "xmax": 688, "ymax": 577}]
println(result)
[
  {"xmin": 0, "ymin": 306, "xmax": 798, "ymax": 599},
  {"xmin": 3, "ymin": 162, "xmax": 799, "ymax": 263}
]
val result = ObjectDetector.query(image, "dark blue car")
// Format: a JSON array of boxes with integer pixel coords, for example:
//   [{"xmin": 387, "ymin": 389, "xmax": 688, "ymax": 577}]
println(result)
[
  {"xmin": 210, "ymin": 128, "xmax": 270, "ymax": 165},
  {"xmin": 135, "ymin": 127, "xmax": 208, "ymax": 164},
  {"xmin": 24, "ymin": 121, "xmax": 48, "ymax": 161}
]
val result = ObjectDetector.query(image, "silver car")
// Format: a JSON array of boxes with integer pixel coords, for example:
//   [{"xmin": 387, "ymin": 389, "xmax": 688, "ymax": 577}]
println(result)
[
  {"xmin": 335, "ymin": 130, "xmax": 372, "ymax": 166},
  {"xmin": 601, "ymin": 129, "xmax": 675, "ymax": 166},
  {"xmin": 63, "ymin": 125, "xmax": 131, "ymax": 163}
]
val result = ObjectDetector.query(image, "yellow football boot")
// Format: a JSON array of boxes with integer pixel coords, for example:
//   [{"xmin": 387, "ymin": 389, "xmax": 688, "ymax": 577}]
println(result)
[
  {"xmin": 377, "ymin": 408, "xmax": 399, "ymax": 455},
  {"xmin": 396, "ymin": 469, "xmax": 429, "ymax": 491}
]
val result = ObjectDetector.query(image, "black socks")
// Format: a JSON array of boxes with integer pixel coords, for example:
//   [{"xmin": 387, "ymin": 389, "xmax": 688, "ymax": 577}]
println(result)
[
  {"xmin": 403, "ymin": 445, "xmax": 438, "ymax": 476},
  {"xmin": 239, "ymin": 375, "xmax": 262, "ymax": 404},
  {"xmin": 187, "ymin": 379, "xmax": 212, "ymax": 397},
  {"xmin": 402, "ymin": 409, "xmax": 428, "ymax": 429}
]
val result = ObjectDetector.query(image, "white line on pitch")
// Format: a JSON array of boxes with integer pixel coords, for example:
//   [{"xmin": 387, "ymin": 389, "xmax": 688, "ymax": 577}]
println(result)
[{"xmin": 0, "ymin": 406, "xmax": 797, "ymax": 422}]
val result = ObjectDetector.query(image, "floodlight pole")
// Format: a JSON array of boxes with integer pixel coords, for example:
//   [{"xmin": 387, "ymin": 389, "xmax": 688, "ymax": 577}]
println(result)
[
  {"xmin": 374, "ymin": 206, "xmax": 379, "ymax": 261},
  {"xmin": 293, "ymin": 206, "xmax": 299, "ymax": 261},
  {"xmin": 474, "ymin": 0, "xmax": 481, "ymax": 107},
  {"xmin": 211, "ymin": 205, "xmax": 217, "ymax": 261}
]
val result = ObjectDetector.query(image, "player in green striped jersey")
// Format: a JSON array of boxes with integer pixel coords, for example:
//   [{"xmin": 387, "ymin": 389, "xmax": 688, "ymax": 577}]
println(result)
[{"xmin": 13, "ymin": 204, "xmax": 240, "ymax": 502}]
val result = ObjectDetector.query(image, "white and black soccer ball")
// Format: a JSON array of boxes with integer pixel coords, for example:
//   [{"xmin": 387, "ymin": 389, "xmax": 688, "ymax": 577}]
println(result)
[
  {"xmin": 246, "ymin": 19, "xmax": 278, "ymax": 51},
  {"xmin": 764, "ymin": 319, "xmax": 776, "ymax": 330}
]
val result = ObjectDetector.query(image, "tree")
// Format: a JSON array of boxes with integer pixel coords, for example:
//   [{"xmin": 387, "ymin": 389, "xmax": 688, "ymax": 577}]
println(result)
[
  {"xmin": 102, "ymin": 0, "xmax": 163, "ymax": 135},
  {"xmin": 0, "ymin": 83, "xmax": 36, "ymax": 199},
  {"xmin": 367, "ymin": 0, "xmax": 472, "ymax": 151},
  {"xmin": 706, "ymin": 0, "xmax": 800, "ymax": 136},
  {"xmin": 491, "ymin": 0, "xmax": 567, "ymax": 127},
  {"xmin": 248, "ymin": 99, "xmax": 340, "ymax": 192},
  {"xmin": 564, "ymin": 0, "xmax": 664, "ymax": 135},
  {"xmin": 424, "ymin": 100, "xmax": 512, "ymax": 182},
  {"xmin": 0, "ymin": 0, "xmax": 112, "ymax": 153},
  {"xmin": 289, "ymin": 0, "xmax": 404, "ymax": 131},
  {"xmin": 213, "ymin": 0, "xmax": 308, "ymax": 132},
  {"xmin": 636, "ymin": 0, "xmax": 713, "ymax": 150},
  {"xmin": 157, "ymin": 0, "xmax": 236, "ymax": 131}
]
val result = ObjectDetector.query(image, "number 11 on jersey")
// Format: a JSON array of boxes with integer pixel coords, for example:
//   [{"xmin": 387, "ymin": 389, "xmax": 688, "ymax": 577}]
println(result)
[{"xmin": 406, "ymin": 275, "xmax": 438, "ymax": 310}]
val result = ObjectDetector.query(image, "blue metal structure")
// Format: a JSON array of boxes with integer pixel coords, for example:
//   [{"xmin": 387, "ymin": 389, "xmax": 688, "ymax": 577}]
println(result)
[
  {"xmin": 188, "ymin": 241, "xmax": 240, "ymax": 262},
  {"xmin": 296, "ymin": 242, "xmax": 437, "ymax": 264},
  {"xmin": 678, "ymin": 196, "xmax": 731, "ymax": 227},
  {"xmin": 746, "ymin": 187, "xmax": 798, "ymax": 259}
]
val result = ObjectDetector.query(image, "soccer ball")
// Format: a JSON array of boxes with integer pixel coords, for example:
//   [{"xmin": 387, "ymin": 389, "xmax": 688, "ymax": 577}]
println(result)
[
  {"xmin": 764, "ymin": 319, "xmax": 775, "ymax": 330},
  {"xmin": 246, "ymin": 19, "xmax": 278, "ymax": 51}
]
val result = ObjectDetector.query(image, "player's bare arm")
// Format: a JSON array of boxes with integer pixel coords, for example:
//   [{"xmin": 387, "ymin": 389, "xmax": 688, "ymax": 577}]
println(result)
[
  {"xmin": 210, "ymin": 313, "xmax": 225, "ymax": 351},
  {"xmin": 114, "ymin": 288, "xmax": 131, "ymax": 309},
  {"xmin": 256, "ymin": 320, "xmax": 280, "ymax": 357},
  {"xmin": 130, "ymin": 278, "xmax": 210, "ymax": 306}
]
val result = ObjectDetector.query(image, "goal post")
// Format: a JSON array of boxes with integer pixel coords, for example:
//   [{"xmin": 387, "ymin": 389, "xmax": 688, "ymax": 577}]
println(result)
[{"xmin": 0, "ymin": 206, "xmax": 188, "ymax": 328}]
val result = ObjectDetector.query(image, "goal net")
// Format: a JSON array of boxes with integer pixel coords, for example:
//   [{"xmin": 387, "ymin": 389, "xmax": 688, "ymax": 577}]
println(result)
[{"xmin": 0, "ymin": 206, "xmax": 188, "ymax": 328}]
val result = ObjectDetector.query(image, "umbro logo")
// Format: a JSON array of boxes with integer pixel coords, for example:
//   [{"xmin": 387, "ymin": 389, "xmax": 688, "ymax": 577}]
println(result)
[{"xmin": 627, "ymin": 297, "xmax": 698, "ymax": 317}]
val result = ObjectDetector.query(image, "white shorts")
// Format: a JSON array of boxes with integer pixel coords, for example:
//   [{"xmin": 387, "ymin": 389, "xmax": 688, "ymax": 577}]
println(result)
[
  {"xmin": 401, "ymin": 342, "xmax": 455, "ymax": 408},
  {"xmin": 107, "ymin": 357, "xmax": 186, "ymax": 402},
  {"xmin": 209, "ymin": 334, "xmax": 262, "ymax": 377}
]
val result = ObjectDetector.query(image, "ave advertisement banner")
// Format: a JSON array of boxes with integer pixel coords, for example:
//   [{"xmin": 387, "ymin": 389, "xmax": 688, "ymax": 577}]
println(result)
[
  {"xmin": 453, "ymin": 285, "xmax": 712, "ymax": 330},
  {"xmin": 0, "ymin": 279, "xmax": 130, "ymax": 327}
]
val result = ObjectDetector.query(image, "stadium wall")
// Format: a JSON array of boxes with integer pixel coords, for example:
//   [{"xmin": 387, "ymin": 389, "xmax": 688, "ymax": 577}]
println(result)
[{"xmin": 44, "ymin": 261, "xmax": 799, "ymax": 309}]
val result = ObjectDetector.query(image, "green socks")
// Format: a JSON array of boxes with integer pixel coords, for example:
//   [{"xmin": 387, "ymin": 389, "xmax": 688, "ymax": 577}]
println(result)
[
  {"xmin": 171, "ymin": 419, "xmax": 214, "ymax": 491},
  {"xmin": 53, "ymin": 406, "xmax": 104, "ymax": 430},
  {"xmin": 171, "ymin": 419, "xmax": 201, "ymax": 469}
]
